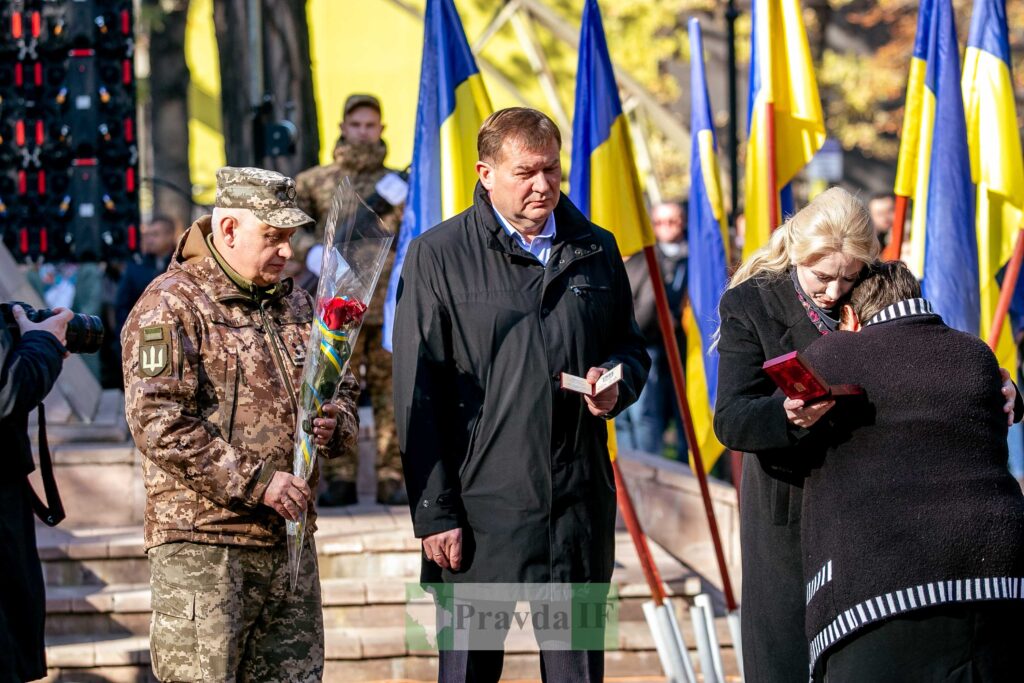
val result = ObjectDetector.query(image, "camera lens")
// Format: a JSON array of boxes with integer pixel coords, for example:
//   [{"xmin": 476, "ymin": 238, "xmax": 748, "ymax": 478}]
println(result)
[{"xmin": 64, "ymin": 313, "xmax": 105, "ymax": 355}]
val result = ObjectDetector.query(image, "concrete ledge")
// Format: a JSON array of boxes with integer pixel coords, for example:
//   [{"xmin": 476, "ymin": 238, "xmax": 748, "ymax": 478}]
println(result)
[{"xmin": 617, "ymin": 449, "xmax": 742, "ymax": 597}]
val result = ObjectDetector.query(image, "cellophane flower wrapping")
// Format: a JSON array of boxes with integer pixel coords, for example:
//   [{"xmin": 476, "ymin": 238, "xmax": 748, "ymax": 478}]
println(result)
[{"xmin": 287, "ymin": 178, "xmax": 394, "ymax": 590}]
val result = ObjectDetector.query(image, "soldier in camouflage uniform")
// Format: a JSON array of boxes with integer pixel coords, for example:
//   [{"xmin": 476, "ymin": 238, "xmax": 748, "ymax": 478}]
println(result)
[
  {"xmin": 122, "ymin": 167, "xmax": 360, "ymax": 683},
  {"xmin": 296, "ymin": 94, "xmax": 407, "ymax": 506}
]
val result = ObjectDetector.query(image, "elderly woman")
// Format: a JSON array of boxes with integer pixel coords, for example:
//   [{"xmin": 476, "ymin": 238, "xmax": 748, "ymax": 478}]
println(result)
[
  {"xmin": 799, "ymin": 261, "xmax": 1024, "ymax": 681},
  {"xmin": 715, "ymin": 187, "xmax": 878, "ymax": 681}
]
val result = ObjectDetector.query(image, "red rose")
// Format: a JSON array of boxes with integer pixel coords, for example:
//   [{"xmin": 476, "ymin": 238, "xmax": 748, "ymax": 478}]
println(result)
[{"xmin": 321, "ymin": 297, "xmax": 367, "ymax": 330}]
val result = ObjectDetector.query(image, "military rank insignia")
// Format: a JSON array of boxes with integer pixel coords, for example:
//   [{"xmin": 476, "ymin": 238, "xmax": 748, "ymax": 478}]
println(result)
[{"xmin": 139, "ymin": 325, "xmax": 171, "ymax": 377}]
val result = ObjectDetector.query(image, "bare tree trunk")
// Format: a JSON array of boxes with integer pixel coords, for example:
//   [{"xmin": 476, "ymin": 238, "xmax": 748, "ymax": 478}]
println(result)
[
  {"xmin": 262, "ymin": 0, "xmax": 320, "ymax": 176},
  {"xmin": 212, "ymin": 0, "xmax": 253, "ymax": 166},
  {"xmin": 213, "ymin": 0, "xmax": 319, "ymax": 175},
  {"xmin": 144, "ymin": 0, "xmax": 194, "ymax": 228}
]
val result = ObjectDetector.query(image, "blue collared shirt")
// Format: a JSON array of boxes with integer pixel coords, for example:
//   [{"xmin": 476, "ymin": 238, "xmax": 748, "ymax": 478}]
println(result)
[{"xmin": 493, "ymin": 209, "xmax": 557, "ymax": 265}]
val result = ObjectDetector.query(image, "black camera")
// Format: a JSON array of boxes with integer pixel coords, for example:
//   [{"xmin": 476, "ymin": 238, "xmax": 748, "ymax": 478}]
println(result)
[{"xmin": 1, "ymin": 301, "xmax": 104, "ymax": 355}]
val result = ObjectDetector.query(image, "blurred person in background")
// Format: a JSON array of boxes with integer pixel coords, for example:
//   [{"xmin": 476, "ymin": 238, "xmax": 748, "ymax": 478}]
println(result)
[
  {"xmin": 115, "ymin": 216, "xmax": 178, "ymax": 333},
  {"xmin": 616, "ymin": 201, "xmax": 688, "ymax": 460},
  {"xmin": 732, "ymin": 208, "xmax": 746, "ymax": 269},
  {"xmin": 867, "ymin": 192, "xmax": 895, "ymax": 250}
]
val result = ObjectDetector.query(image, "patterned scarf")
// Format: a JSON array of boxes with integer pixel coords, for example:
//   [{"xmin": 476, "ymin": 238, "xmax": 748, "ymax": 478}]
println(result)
[{"xmin": 791, "ymin": 269, "xmax": 838, "ymax": 335}]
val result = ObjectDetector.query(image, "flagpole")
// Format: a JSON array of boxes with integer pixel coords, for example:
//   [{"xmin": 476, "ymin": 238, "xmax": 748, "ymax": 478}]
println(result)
[
  {"xmin": 643, "ymin": 245, "xmax": 738, "ymax": 613},
  {"xmin": 883, "ymin": 194, "xmax": 909, "ymax": 261},
  {"xmin": 986, "ymin": 224, "xmax": 1024, "ymax": 351},
  {"xmin": 611, "ymin": 456, "xmax": 667, "ymax": 604},
  {"xmin": 726, "ymin": 0, "xmax": 740, "ymax": 224}
]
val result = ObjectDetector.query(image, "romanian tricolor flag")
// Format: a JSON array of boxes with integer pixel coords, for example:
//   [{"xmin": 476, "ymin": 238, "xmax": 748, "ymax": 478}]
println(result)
[
  {"xmin": 684, "ymin": 19, "xmax": 729, "ymax": 473},
  {"xmin": 568, "ymin": 0, "xmax": 654, "ymax": 259},
  {"xmin": 905, "ymin": 0, "xmax": 979, "ymax": 334},
  {"xmin": 382, "ymin": 0, "xmax": 492, "ymax": 350},
  {"xmin": 743, "ymin": 0, "xmax": 826, "ymax": 261},
  {"xmin": 963, "ymin": 0, "xmax": 1023, "ymax": 369}
]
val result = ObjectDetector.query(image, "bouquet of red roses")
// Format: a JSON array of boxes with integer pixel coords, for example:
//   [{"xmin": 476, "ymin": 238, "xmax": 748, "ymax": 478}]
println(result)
[{"xmin": 288, "ymin": 179, "xmax": 393, "ymax": 589}]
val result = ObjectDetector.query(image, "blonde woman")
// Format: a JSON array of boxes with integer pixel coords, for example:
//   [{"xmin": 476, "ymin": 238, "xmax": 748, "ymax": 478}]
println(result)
[{"xmin": 714, "ymin": 187, "xmax": 879, "ymax": 682}]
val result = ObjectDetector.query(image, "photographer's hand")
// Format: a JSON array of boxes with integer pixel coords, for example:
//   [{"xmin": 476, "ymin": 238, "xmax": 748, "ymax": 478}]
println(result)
[{"xmin": 13, "ymin": 306, "xmax": 73, "ymax": 348}]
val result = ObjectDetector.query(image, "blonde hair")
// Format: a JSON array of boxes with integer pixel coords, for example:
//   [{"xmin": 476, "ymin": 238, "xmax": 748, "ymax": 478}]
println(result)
[{"xmin": 729, "ymin": 186, "xmax": 879, "ymax": 289}]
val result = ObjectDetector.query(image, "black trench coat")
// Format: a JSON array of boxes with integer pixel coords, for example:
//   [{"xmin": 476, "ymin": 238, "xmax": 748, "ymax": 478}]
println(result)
[
  {"xmin": 713, "ymin": 272, "xmax": 825, "ymax": 683},
  {"xmin": 393, "ymin": 183, "xmax": 650, "ymax": 584}
]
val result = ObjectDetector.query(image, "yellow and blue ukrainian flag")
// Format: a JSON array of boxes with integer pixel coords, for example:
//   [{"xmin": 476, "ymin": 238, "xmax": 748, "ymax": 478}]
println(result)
[
  {"xmin": 912, "ymin": 0, "xmax": 979, "ymax": 334},
  {"xmin": 684, "ymin": 19, "xmax": 729, "ymax": 473},
  {"xmin": 963, "ymin": 0, "xmax": 1023, "ymax": 369},
  {"xmin": 568, "ymin": 0, "xmax": 654, "ymax": 258},
  {"xmin": 382, "ymin": 0, "xmax": 492, "ymax": 350},
  {"xmin": 568, "ymin": 0, "xmax": 653, "ymax": 460},
  {"xmin": 743, "ymin": 0, "xmax": 826, "ymax": 260}
]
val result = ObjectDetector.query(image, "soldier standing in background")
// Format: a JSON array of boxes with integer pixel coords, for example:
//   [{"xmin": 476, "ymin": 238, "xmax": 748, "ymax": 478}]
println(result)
[
  {"xmin": 296, "ymin": 94, "xmax": 408, "ymax": 506},
  {"xmin": 122, "ymin": 167, "xmax": 360, "ymax": 682}
]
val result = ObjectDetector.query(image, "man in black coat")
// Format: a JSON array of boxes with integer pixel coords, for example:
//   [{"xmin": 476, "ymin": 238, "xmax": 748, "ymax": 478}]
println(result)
[
  {"xmin": 0, "ymin": 305, "xmax": 71, "ymax": 682},
  {"xmin": 800, "ymin": 261, "xmax": 1024, "ymax": 680},
  {"xmin": 393, "ymin": 108, "xmax": 650, "ymax": 682}
]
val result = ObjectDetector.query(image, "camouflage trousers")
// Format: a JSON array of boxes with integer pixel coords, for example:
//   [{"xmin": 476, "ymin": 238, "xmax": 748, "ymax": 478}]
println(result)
[
  {"xmin": 323, "ymin": 323, "xmax": 403, "ymax": 484},
  {"xmin": 148, "ymin": 538, "xmax": 323, "ymax": 682}
]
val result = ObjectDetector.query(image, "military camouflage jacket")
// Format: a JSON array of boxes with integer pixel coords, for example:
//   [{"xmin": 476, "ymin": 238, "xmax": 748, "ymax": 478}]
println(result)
[
  {"xmin": 295, "ymin": 139, "xmax": 403, "ymax": 327},
  {"xmin": 122, "ymin": 216, "xmax": 359, "ymax": 550}
]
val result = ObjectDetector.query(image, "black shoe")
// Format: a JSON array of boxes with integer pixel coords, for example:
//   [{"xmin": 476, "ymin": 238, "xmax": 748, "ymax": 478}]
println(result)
[
  {"xmin": 318, "ymin": 480, "xmax": 358, "ymax": 507},
  {"xmin": 377, "ymin": 479, "xmax": 408, "ymax": 506}
]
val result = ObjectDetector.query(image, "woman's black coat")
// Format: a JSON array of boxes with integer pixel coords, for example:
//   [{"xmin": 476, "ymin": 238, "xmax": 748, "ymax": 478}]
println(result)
[
  {"xmin": 0, "ymin": 328, "xmax": 65, "ymax": 682},
  {"xmin": 714, "ymin": 272, "xmax": 823, "ymax": 683},
  {"xmin": 393, "ymin": 183, "xmax": 650, "ymax": 584}
]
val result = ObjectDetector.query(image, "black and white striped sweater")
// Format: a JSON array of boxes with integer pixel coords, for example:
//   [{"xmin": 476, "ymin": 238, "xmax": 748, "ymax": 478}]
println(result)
[{"xmin": 798, "ymin": 300, "xmax": 1024, "ymax": 675}]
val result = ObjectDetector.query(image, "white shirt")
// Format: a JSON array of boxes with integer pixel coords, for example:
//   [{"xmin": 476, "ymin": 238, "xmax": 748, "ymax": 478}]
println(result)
[{"xmin": 493, "ymin": 208, "xmax": 557, "ymax": 265}]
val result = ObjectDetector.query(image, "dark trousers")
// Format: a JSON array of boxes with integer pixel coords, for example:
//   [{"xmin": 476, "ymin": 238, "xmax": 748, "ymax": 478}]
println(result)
[
  {"xmin": 820, "ymin": 602, "xmax": 1024, "ymax": 682},
  {"xmin": 739, "ymin": 456, "xmax": 808, "ymax": 683},
  {"xmin": 438, "ymin": 649, "xmax": 604, "ymax": 683}
]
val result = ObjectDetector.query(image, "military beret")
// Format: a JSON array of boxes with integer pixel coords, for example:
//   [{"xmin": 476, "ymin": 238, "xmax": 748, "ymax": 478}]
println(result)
[{"xmin": 214, "ymin": 166, "xmax": 314, "ymax": 229}]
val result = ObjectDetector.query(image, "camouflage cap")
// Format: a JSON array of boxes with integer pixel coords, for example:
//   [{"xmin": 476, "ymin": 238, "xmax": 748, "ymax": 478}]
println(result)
[
  {"xmin": 343, "ymin": 93, "xmax": 381, "ymax": 118},
  {"xmin": 214, "ymin": 166, "xmax": 314, "ymax": 229}
]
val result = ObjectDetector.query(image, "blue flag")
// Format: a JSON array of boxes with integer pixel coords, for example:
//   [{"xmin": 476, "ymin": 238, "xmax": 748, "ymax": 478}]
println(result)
[{"xmin": 382, "ymin": 0, "xmax": 491, "ymax": 351}]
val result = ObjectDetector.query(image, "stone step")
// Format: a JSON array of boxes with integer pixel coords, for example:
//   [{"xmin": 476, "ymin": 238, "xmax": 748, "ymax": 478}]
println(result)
[
  {"xmin": 38, "ymin": 507, "xmax": 707, "ymax": 590},
  {"xmin": 30, "ymin": 443, "xmax": 145, "ymax": 529},
  {"xmin": 37, "ymin": 501, "xmax": 734, "ymax": 681},
  {"xmin": 35, "ymin": 389, "xmax": 131, "ymax": 445},
  {"xmin": 45, "ymin": 564, "xmax": 705, "ymax": 637},
  {"xmin": 43, "ymin": 620, "xmax": 740, "ymax": 681}
]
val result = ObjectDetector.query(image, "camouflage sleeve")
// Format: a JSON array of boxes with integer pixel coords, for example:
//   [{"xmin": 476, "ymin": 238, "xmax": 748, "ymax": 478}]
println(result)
[
  {"xmin": 294, "ymin": 168, "xmax": 319, "ymax": 225},
  {"xmin": 320, "ymin": 369, "xmax": 360, "ymax": 460},
  {"xmin": 122, "ymin": 286, "xmax": 274, "ymax": 510}
]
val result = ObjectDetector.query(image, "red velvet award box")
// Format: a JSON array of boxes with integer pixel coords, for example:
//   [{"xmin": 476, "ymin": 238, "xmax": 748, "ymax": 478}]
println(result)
[{"xmin": 761, "ymin": 351, "xmax": 863, "ymax": 403}]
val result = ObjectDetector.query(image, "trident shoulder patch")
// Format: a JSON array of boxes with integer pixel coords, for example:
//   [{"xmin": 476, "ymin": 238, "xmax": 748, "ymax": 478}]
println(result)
[{"xmin": 139, "ymin": 325, "xmax": 172, "ymax": 377}]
